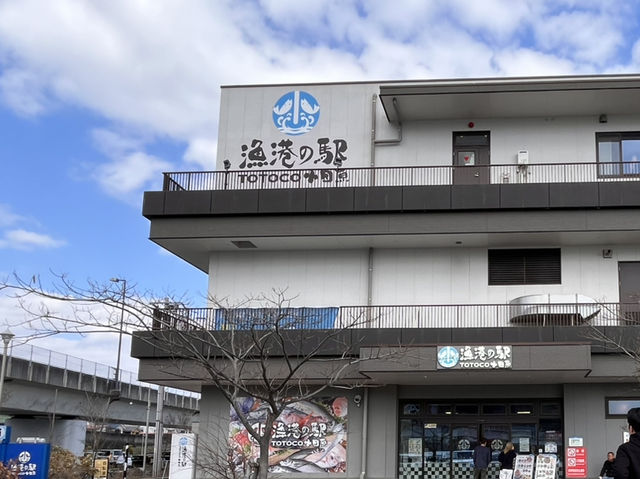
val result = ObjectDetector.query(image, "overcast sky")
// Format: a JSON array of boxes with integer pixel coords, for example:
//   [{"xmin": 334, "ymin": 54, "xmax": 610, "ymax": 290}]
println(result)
[{"xmin": 1, "ymin": 0, "xmax": 639, "ymax": 374}]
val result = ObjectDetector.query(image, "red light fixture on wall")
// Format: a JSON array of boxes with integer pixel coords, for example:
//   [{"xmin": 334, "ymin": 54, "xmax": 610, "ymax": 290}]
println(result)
[{"xmin": 468, "ymin": 121, "xmax": 475, "ymax": 128}]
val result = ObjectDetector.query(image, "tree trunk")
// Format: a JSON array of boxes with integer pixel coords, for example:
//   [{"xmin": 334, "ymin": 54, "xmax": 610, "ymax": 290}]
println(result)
[{"xmin": 256, "ymin": 436, "xmax": 270, "ymax": 479}]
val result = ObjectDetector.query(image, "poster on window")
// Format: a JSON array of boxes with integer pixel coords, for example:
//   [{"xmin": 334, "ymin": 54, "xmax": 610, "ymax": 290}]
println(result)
[{"xmin": 228, "ymin": 396, "xmax": 348, "ymax": 474}]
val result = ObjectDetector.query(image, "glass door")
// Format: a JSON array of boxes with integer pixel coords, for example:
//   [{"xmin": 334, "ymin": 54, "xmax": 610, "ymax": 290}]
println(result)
[
  {"xmin": 482, "ymin": 424, "xmax": 511, "ymax": 479},
  {"xmin": 451, "ymin": 424, "xmax": 478, "ymax": 479},
  {"xmin": 424, "ymin": 424, "xmax": 451, "ymax": 479}
]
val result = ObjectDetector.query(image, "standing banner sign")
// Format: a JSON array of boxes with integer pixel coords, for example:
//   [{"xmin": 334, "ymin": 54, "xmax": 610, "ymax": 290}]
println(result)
[
  {"xmin": 499, "ymin": 469, "xmax": 514, "ymax": 479},
  {"xmin": 94, "ymin": 458, "xmax": 109, "ymax": 479},
  {"xmin": 3, "ymin": 443, "xmax": 51, "ymax": 479},
  {"xmin": 514, "ymin": 454, "xmax": 535, "ymax": 479},
  {"xmin": 534, "ymin": 454, "xmax": 557, "ymax": 479},
  {"xmin": 168, "ymin": 433, "xmax": 196, "ymax": 479},
  {"xmin": 566, "ymin": 447, "xmax": 587, "ymax": 478}
]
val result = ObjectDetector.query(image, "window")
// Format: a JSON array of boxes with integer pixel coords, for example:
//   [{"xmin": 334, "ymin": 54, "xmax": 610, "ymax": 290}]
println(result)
[
  {"xmin": 454, "ymin": 404, "xmax": 479, "ymax": 415},
  {"xmin": 510, "ymin": 403, "xmax": 535, "ymax": 415},
  {"xmin": 488, "ymin": 249, "xmax": 561, "ymax": 285},
  {"xmin": 606, "ymin": 398, "xmax": 640, "ymax": 417},
  {"xmin": 482, "ymin": 404, "xmax": 507, "ymax": 415},
  {"xmin": 597, "ymin": 132, "xmax": 640, "ymax": 177},
  {"xmin": 402, "ymin": 402, "xmax": 422, "ymax": 416},
  {"xmin": 426, "ymin": 403, "xmax": 453, "ymax": 415},
  {"xmin": 540, "ymin": 402, "xmax": 562, "ymax": 416}
]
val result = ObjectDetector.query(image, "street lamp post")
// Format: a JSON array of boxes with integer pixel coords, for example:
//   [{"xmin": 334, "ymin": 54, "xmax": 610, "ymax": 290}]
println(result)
[
  {"xmin": 0, "ymin": 329, "xmax": 14, "ymax": 410},
  {"xmin": 110, "ymin": 278, "xmax": 127, "ymax": 388}
]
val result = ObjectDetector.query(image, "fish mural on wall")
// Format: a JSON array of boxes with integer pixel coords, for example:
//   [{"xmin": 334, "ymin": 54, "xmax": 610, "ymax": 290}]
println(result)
[{"xmin": 229, "ymin": 396, "xmax": 348, "ymax": 473}]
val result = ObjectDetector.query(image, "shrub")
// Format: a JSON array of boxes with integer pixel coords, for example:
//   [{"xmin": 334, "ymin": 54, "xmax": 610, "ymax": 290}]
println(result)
[{"xmin": 49, "ymin": 447, "xmax": 95, "ymax": 479}]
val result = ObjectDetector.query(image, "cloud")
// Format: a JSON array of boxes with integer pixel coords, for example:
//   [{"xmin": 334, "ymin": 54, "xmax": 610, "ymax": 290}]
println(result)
[
  {"xmin": 492, "ymin": 48, "xmax": 577, "ymax": 77},
  {"xmin": 87, "ymin": 128, "xmax": 171, "ymax": 198},
  {"xmin": 0, "ymin": 292, "xmax": 139, "ymax": 373},
  {"xmin": 0, "ymin": 229, "xmax": 66, "ymax": 251},
  {"xmin": 93, "ymin": 151, "xmax": 171, "ymax": 198},
  {"xmin": 0, "ymin": 68, "xmax": 49, "ymax": 116},
  {"xmin": 184, "ymin": 138, "xmax": 217, "ymax": 169},
  {"xmin": 0, "ymin": 0, "xmax": 637, "ymax": 181},
  {"xmin": 0, "ymin": 204, "xmax": 24, "ymax": 227},
  {"xmin": 0, "ymin": 205, "xmax": 65, "ymax": 251},
  {"xmin": 532, "ymin": 10, "xmax": 624, "ymax": 67}
]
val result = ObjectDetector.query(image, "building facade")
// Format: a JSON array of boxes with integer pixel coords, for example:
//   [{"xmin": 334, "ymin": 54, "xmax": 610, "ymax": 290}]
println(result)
[{"xmin": 135, "ymin": 75, "xmax": 640, "ymax": 479}]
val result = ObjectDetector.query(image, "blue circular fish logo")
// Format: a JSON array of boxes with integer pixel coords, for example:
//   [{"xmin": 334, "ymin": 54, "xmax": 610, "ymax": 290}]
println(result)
[
  {"xmin": 438, "ymin": 346, "xmax": 460, "ymax": 368},
  {"xmin": 272, "ymin": 90, "xmax": 320, "ymax": 136}
]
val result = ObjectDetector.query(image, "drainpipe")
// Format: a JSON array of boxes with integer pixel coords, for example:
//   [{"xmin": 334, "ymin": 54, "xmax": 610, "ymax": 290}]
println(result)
[
  {"xmin": 370, "ymin": 94, "xmax": 403, "ymax": 186},
  {"xmin": 359, "ymin": 389, "xmax": 370, "ymax": 479},
  {"xmin": 366, "ymin": 247, "xmax": 374, "ymax": 324}
]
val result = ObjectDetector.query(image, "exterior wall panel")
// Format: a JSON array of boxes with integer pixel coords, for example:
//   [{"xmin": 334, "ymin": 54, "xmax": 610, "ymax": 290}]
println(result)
[
  {"xmin": 207, "ymin": 249, "xmax": 369, "ymax": 306},
  {"xmin": 564, "ymin": 383, "xmax": 634, "ymax": 479},
  {"xmin": 206, "ymin": 246, "xmax": 640, "ymax": 307}
]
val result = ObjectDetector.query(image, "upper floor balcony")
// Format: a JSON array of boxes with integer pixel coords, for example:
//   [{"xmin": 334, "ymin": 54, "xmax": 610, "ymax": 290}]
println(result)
[
  {"xmin": 130, "ymin": 301, "xmax": 638, "ymax": 365},
  {"xmin": 141, "ymin": 161, "xmax": 640, "ymax": 270},
  {"xmin": 162, "ymin": 161, "xmax": 640, "ymax": 192},
  {"xmin": 145, "ymin": 162, "xmax": 640, "ymax": 218},
  {"xmin": 150, "ymin": 301, "xmax": 637, "ymax": 331}
]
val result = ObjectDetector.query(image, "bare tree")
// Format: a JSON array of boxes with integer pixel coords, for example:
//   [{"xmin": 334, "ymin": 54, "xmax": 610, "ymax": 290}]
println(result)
[
  {"xmin": 1, "ymin": 273, "xmax": 398, "ymax": 479},
  {"xmin": 585, "ymin": 304, "xmax": 640, "ymax": 369},
  {"xmin": 82, "ymin": 392, "xmax": 119, "ymax": 458}
]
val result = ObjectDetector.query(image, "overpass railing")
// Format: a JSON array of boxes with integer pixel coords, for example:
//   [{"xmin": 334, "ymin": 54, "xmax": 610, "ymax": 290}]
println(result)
[{"xmin": 4, "ymin": 343, "xmax": 199, "ymax": 410}]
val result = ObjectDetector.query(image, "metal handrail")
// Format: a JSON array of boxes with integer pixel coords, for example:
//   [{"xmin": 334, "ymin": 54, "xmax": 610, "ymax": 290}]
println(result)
[
  {"xmin": 162, "ymin": 162, "xmax": 640, "ymax": 191},
  {"xmin": 150, "ymin": 303, "xmax": 639, "ymax": 331}
]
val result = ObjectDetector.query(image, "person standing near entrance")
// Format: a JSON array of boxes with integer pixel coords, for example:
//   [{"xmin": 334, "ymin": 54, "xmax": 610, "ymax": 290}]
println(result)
[
  {"xmin": 614, "ymin": 408, "xmax": 640, "ymax": 479},
  {"xmin": 474, "ymin": 437, "xmax": 491, "ymax": 479},
  {"xmin": 600, "ymin": 451, "xmax": 616, "ymax": 479},
  {"xmin": 499, "ymin": 442, "xmax": 517, "ymax": 471}
]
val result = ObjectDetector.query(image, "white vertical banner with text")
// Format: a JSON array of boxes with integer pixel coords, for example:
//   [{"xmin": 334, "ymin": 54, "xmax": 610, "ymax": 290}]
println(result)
[{"xmin": 168, "ymin": 433, "xmax": 196, "ymax": 479}]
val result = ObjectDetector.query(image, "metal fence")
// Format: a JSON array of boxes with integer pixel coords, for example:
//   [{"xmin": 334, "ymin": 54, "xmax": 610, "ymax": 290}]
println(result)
[
  {"xmin": 6, "ymin": 343, "xmax": 200, "ymax": 408},
  {"xmin": 151, "ymin": 303, "xmax": 638, "ymax": 331},
  {"xmin": 163, "ymin": 162, "xmax": 640, "ymax": 191}
]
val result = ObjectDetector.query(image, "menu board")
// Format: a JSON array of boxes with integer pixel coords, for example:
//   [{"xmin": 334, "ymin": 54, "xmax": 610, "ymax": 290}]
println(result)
[
  {"xmin": 534, "ymin": 454, "xmax": 557, "ymax": 479},
  {"xmin": 514, "ymin": 454, "xmax": 535, "ymax": 479}
]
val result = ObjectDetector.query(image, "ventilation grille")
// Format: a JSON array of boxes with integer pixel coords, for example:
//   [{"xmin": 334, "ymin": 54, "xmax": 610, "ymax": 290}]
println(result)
[
  {"xmin": 231, "ymin": 240, "xmax": 257, "ymax": 249},
  {"xmin": 489, "ymin": 248, "xmax": 561, "ymax": 285}
]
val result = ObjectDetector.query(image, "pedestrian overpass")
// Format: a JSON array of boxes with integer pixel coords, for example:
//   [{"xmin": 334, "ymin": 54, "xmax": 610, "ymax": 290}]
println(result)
[{"xmin": 0, "ymin": 343, "xmax": 199, "ymax": 455}]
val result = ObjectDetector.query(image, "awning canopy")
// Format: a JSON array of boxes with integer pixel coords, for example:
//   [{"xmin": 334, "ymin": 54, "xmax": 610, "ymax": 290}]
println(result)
[{"xmin": 379, "ymin": 75, "xmax": 640, "ymax": 122}]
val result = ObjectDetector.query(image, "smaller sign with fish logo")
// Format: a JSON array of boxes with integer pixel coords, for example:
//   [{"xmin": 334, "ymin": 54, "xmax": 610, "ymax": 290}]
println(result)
[{"xmin": 272, "ymin": 91, "xmax": 320, "ymax": 136}]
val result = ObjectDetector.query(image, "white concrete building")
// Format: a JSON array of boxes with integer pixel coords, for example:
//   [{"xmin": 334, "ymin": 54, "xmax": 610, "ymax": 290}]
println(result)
[{"xmin": 136, "ymin": 75, "xmax": 640, "ymax": 479}]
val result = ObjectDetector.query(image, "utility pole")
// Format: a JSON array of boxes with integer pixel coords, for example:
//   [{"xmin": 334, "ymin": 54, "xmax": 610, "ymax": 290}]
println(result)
[{"xmin": 152, "ymin": 386, "xmax": 165, "ymax": 478}]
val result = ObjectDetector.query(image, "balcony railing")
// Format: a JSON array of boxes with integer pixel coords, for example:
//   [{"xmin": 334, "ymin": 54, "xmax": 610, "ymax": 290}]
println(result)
[
  {"xmin": 151, "ymin": 303, "xmax": 639, "ymax": 331},
  {"xmin": 162, "ymin": 162, "xmax": 640, "ymax": 191}
]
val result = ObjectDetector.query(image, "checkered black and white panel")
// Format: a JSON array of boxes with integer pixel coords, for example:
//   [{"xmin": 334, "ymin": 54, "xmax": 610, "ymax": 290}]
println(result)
[
  {"xmin": 453, "ymin": 462, "xmax": 475, "ymax": 479},
  {"xmin": 398, "ymin": 461, "xmax": 422, "ymax": 479},
  {"xmin": 488, "ymin": 462, "xmax": 501, "ymax": 479},
  {"xmin": 424, "ymin": 461, "xmax": 451, "ymax": 479}
]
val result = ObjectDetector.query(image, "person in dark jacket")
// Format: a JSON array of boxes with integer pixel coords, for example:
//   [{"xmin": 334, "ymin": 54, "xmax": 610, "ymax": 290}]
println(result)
[
  {"xmin": 473, "ymin": 437, "xmax": 492, "ymax": 479},
  {"xmin": 499, "ymin": 442, "xmax": 517, "ymax": 470},
  {"xmin": 614, "ymin": 407, "xmax": 640, "ymax": 479},
  {"xmin": 600, "ymin": 451, "xmax": 615, "ymax": 479}
]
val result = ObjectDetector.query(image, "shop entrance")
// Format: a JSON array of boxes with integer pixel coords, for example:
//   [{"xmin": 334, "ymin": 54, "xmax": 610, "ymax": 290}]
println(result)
[{"xmin": 399, "ymin": 400, "xmax": 562, "ymax": 479}]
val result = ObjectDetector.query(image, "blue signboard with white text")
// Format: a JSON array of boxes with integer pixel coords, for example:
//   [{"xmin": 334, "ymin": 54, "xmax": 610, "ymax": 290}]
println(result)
[{"xmin": 1, "ymin": 443, "xmax": 50, "ymax": 479}]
